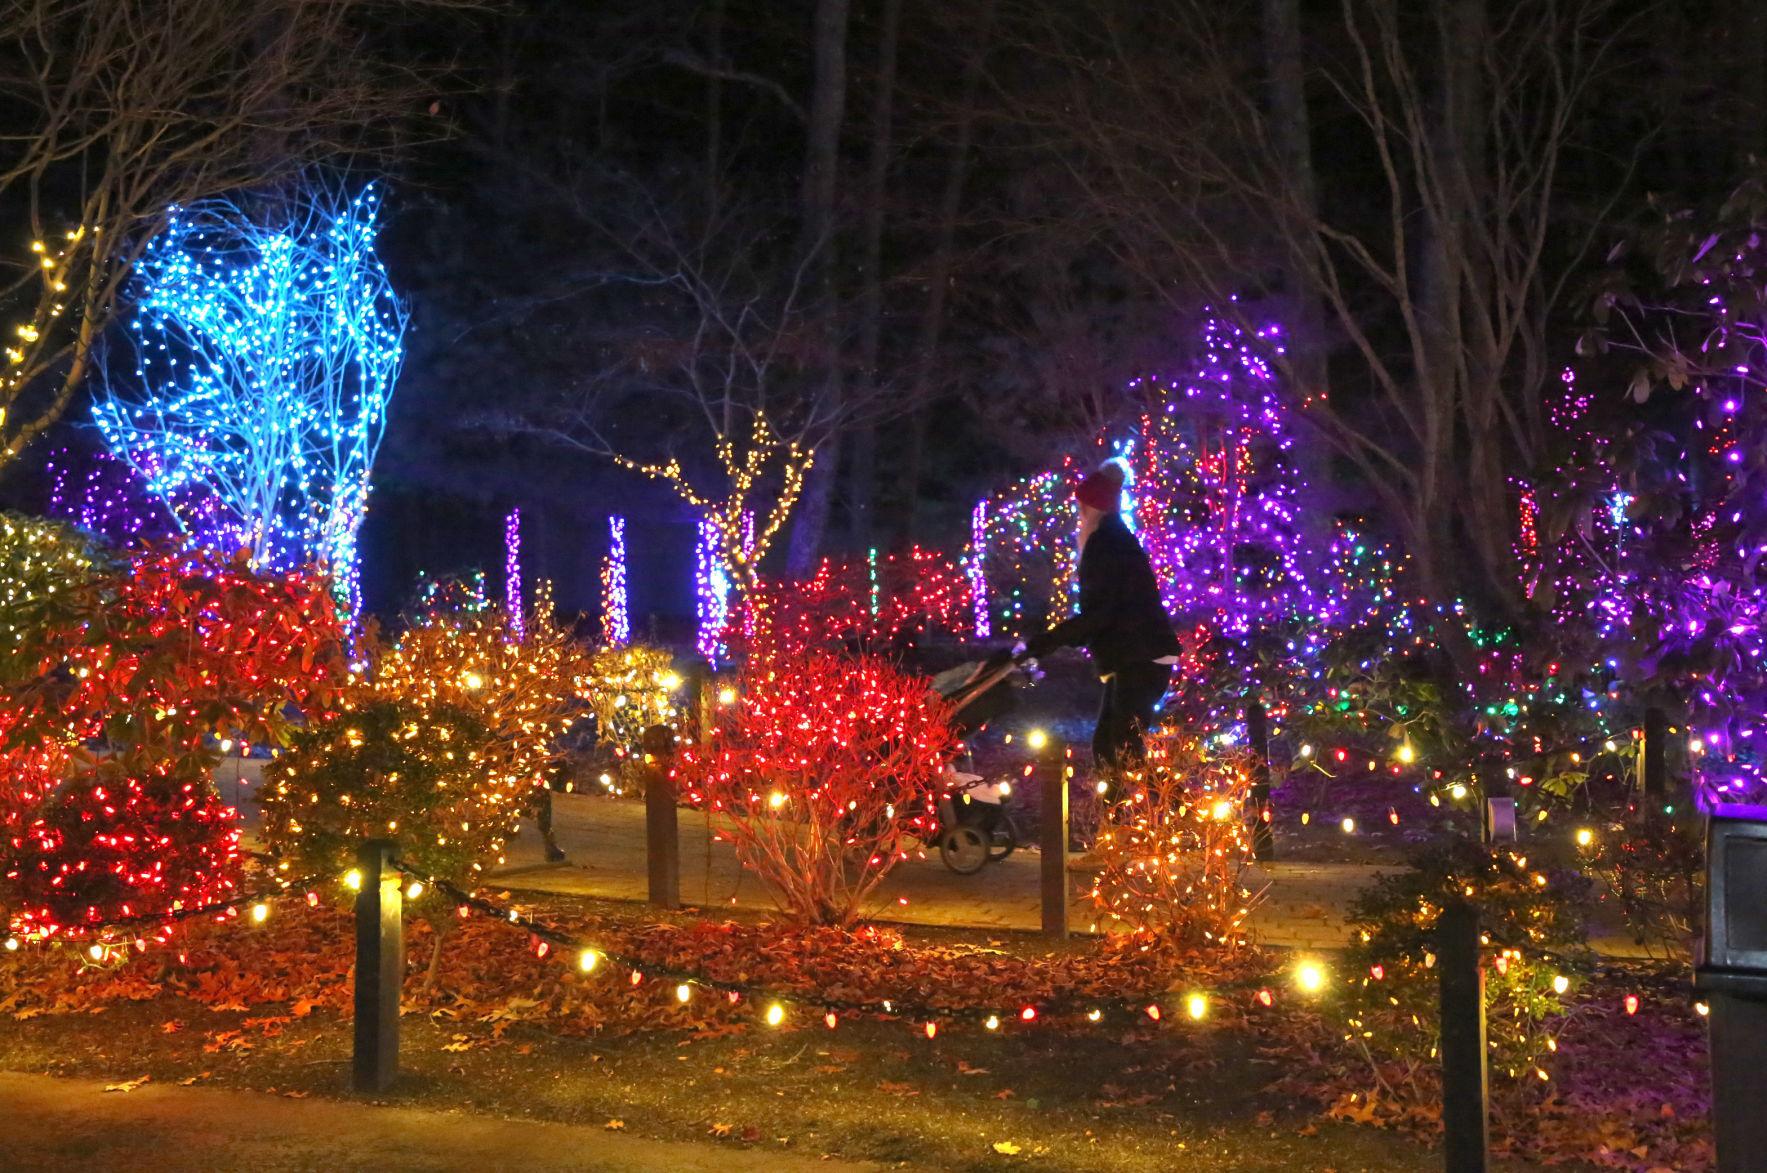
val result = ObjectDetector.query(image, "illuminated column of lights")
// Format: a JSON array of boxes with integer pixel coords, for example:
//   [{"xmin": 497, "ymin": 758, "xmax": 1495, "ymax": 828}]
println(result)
[
  {"xmin": 977, "ymin": 463, "xmax": 1080, "ymax": 637},
  {"xmin": 696, "ymin": 517, "xmax": 731, "ymax": 663},
  {"xmin": 601, "ymin": 515, "xmax": 630, "ymax": 646},
  {"xmin": 505, "ymin": 507, "xmax": 524, "ymax": 641},
  {"xmin": 867, "ymin": 546, "xmax": 880, "ymax": 617},
  {"xmin": 1112, "ymin": 440, "xmax": 1137, "ymax": 533},
  {"xmin": 967, "ymin": 498, "xmax": 991, "ymax": 640},
  {"xmin": 90, "ymin": 185, "xmax": 405, "ymax": 610}
]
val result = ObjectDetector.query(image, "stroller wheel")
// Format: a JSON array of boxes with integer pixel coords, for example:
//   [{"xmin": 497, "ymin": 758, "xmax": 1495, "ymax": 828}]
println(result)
[
  {"xmin": 939, "ymin": 826, "xmax": 989, "ymax": 875},
  {"xmin": 987, "ymin": 827, "xmax": 1016, "ymax": 862}
]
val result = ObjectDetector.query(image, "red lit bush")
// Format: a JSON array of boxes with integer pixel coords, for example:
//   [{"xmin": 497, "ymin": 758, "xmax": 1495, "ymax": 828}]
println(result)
[
  {"xmin": 673, "ymin": 651, "xmax": 957, "ymax": 926},
  {"xmin": 0, "ymin": 536, "xmax": 346, "ymax": 942},
  {"xmin": 737, "ymin": 546, "xmax": 971, "ymax": 660}
]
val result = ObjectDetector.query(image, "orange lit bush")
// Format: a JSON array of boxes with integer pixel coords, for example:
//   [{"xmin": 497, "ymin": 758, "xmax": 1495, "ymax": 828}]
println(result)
[
  {"xmin": 261, "ymin": 584, "xmax": 595, "ymax": 890},
  {"xmin": 673, "ymin": 651, "xmax": 957, "ymax": 926},
  {"xmin": 1089, "ymin": 727, "xmax": 1265, "ymax": 952}
]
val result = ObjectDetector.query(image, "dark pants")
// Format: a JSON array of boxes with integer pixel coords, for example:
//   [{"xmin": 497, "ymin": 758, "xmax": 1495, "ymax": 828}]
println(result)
[{"xmin": 1093, "ymin": 661, "xmax": 1172, "ymax": 778}]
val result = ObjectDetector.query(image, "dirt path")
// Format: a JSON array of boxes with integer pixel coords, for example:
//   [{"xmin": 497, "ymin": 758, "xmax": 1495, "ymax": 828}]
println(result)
[{"xmin": 0, "ymin": 1071, "xmax": 886, "ymax": 1172}]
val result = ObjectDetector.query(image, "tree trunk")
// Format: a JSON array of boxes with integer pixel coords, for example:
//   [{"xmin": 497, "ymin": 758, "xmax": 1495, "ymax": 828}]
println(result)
[
  {"xmin": 705, "ymin": 0, "xmax": 724, "ymax": 217},
  {"xmin": 1261, "ymin": 0, "xmax": 1327, "ymax": 397},
  {"xmin": 1260, "ymin": 0, "xmax": 1337, "ymax": 532},
  {"xmin": 846, "ymin": 0, "xmax": 902, "ymax": 549},
  {"xmin": 896, "ymin": 1, "xmax": 994, "ymax": 540},
  {"xmin": 786, "ymin": 0, "xmax": 851, "ymax": 575},
  {"xmin": 788, "ymin": 436, "xmax": 843, "ymax": 576}
]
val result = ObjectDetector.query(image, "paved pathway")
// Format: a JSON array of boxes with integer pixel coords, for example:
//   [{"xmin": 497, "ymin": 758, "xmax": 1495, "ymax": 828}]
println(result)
[
  {"xmin": 219, "ymin": 760, "xmax": 1654, "ymax": 956},
  {"xmin": 0, "ymin": 1071, "xmax": 880, "ymax": 1172},
  {"xmin": 492, "ymin": 791, "xmax": 1382, "ymax": 951}
]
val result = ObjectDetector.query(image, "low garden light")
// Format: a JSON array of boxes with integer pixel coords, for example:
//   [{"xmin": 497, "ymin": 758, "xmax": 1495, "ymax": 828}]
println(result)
[
  {"xmin": 577, "ymin": 949, "xmax": 598, "ymax": 973},
  {"xmin": 1027, "ymin": 728, "xmax": 1048, "ymax": 751},
  {"xmin": 1295, "ymin": 959, "xmax": 1328, "ymax": 994}
]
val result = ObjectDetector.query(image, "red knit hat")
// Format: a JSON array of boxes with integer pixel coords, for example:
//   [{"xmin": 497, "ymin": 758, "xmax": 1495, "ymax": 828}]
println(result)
[{"xmin": 1074, "ymin": 461, "xmax": 1124, "ymax": 512}]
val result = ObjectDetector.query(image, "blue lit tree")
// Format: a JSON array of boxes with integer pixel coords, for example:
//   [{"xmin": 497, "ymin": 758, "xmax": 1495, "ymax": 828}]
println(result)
[{"xmin": 93, "ymin": 185, "xmax": 406, "ymax": 610}]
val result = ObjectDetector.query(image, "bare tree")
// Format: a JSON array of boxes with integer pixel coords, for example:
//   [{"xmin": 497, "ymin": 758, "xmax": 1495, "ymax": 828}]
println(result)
[
  {"xmin": 0, "ymin": 0, "xmax": 466, "ymax": 468},
  {"xmin": 1002, "ymin": 0, "xmax": 1639, "ymax": 662},
  {"xmin": 468, "ymin": 174, "xmax": 842, "ymax": 598}
]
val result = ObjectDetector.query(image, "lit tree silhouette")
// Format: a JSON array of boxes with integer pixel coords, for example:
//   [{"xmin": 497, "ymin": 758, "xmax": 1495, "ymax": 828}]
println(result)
[{"xmin": 93, "ymin": 185, "xmax": 406, "ymax": 609}]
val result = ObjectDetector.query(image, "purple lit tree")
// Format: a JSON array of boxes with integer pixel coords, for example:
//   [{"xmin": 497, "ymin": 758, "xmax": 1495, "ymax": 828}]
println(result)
[
  {"xmin": 1122, "ymin": 312, "xmax": 1315, "ymax": 640},
  {"xmin": 1583, "ymin": 168, "xmax": 1767, "ymax": 803}
]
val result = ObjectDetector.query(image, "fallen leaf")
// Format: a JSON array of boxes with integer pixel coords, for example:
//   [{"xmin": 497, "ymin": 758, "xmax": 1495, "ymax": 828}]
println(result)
[
  {"xmin": 103, "ymin": 1076, "xmax": 150, "ymax": 1093},
  {"xmin": 957, "ymin": 1060, "xmax": 991, "ymax": 1076},
  {"xmin": 160, "ymin": 1020, "xmax": 183, "ymax": 1034},
  {"xmin": 877, "ymin": 1081, "xmax": 920, "ymax": 1097},
  {"xmin": 992, "ymin": 1140, "xmax": 1022, "ymax": 1155},
  {"xmin": 604, "ymin": 1119, "xmax": 626, "ymax": 1131},
  {"xmin": 993, "ymin": 1089, "xmax": 1016, "ymax": 1100},
  {"xmin": 709, "ymin": 1123, "xmax": 733, "ymax": 1138}
]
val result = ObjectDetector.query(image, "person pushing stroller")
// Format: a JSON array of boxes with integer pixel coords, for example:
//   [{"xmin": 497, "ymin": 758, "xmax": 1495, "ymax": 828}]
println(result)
[{"xmin": 1019, "ymin": 459, "xmax": 1180, "ymax": 800}]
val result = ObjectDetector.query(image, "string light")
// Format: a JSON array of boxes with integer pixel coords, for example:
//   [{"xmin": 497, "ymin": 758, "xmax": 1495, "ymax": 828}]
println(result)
[{"xmin": 620, "ymin": 412, "xmax": 810, "ymax": 645}]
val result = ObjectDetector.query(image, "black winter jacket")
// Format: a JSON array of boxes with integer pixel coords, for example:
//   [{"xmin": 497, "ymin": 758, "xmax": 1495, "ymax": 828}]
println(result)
[{"xmin": 1026, "ymin": 513, "xmax": 1180, "ymax": 675}]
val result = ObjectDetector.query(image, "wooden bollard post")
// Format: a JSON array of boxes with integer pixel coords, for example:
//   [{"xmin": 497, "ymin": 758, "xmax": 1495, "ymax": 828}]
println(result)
[
  {"xmin": 1640, "ymin": 706, "xmax": 1668, "ymax": 806},
  {"xmin": 352, "ymin": 838, "xmax": 402, "ymax": 1093},
  {"xmin": 683, "ymin": 660, "xmax": 711, "ymax": 745},
  {"xmin": 1246, "ymin": 700, "xmax": 1276, "ymax": 861},
  {"xmin": 643, "ymin": 723, "xmax": 680, "ymax": 910},
  {"xmin": 1040, "ymin": 736, "xmax": 1068, "ymax": 939},
  {"xmin": 1438, "ymin": 899, "xmax": 1489, "ymax": 1172}
]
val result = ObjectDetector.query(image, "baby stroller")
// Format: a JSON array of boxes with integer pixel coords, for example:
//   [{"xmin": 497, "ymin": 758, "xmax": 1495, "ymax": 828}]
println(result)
[{"xmin": 927, "ymin": 653, "xmax": 1025, "ymax": 874}]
